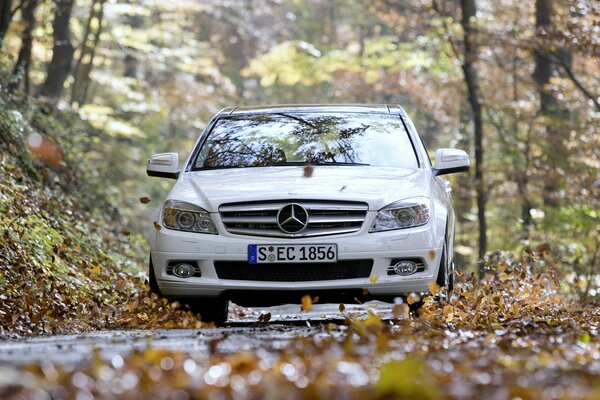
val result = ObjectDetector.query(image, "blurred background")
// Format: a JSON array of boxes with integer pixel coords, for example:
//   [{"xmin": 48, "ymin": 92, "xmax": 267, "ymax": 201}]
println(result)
[{"xmin": 0, "ymin": 0, "xmax": 598, "ymax": 297}]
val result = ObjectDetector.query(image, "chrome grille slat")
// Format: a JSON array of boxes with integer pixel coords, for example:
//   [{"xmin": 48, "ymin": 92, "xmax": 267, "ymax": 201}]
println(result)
[
  {"xmin": 221, "ymin": 216, "xmax": 278, "ymax": 224},
  {"xmin": 219, "ymin": 202, "xmax": 369, "ymax": 212},
  {"xmin": 225, "ymin": 226, "xmax": 361, "ymax": 238},
  {"xmin": 219, "ymin": 200, "xmax": 368, "ymax": 238},
  {"xmin": 219, "ymin": 204, "xmax": 288, "ymax": 212},
  {"xmin": 308, "ymin": 215, "xmax": 365, "ymax": 223}
]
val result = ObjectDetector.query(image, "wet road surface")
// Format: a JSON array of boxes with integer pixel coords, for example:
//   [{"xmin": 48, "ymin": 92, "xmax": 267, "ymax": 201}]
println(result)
[{"xmin": 0, "ymin": 301, "xmax": 394, "ymax": 367}]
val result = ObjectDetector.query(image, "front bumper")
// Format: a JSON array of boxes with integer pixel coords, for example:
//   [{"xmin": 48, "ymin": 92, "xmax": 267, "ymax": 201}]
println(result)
[{"xmin": 150, "ymin": 222, "xmax": 443, "ymax": 300}]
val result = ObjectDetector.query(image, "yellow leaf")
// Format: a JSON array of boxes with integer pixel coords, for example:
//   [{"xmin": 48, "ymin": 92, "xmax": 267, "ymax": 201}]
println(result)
[
  {"xmin": 428, "ymin": 282, "xmax": 441, "ymax": 295},
  {"xmin": 442, "ymin": 305, "xmax": 454, "ymax": 322},
  {"xmin": 370, "ymin": 275, "xmax": 379, "ymax": 284},
  {"xmin": 301, "ymin": 294, "xmax": 312, "ymax": 312},
  {"xmin": 352, "ymin": 310, "xmax": 383, "ymax": 332},
  {"xmin": 377, "ymin": 359, "xmax": 440, "ymax": 399},
  {"xmin": 363, "ymin": 310, "xmax": 382, "ymax": 327},
  {"xmin": 407, "ymin": 293, "xmax": 420, "ymax": 305}
]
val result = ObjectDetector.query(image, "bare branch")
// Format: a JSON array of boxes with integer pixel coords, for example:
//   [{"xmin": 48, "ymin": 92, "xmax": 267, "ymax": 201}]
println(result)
[
  {"xmin": 554, "ymin": 57, "xmax": 600, "ymax": 112},
  {"xmin": 10, "ymin": 0, "xmax": 23, "ymax": 19}
]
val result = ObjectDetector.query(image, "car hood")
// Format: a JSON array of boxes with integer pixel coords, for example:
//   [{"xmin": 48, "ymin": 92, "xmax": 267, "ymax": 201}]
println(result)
[{"xmin": 168, "ymin": 166, "xmax": 431, "ymax": 212}]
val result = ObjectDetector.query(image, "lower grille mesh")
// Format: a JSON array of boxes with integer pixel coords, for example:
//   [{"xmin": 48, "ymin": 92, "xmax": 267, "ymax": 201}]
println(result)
[{"xmin": 214, "ymin": 260, "xmax": 373, "ymax": 282}]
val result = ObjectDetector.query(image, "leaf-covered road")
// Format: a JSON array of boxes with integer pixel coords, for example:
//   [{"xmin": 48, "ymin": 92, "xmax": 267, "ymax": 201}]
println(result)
[
  {"xmin": 0, "ymin": 302, "xmax": 386, "ymax": 366},
  {"xmin": 1, "ymin": 299, "xmax": 599, "ymax": 399}
]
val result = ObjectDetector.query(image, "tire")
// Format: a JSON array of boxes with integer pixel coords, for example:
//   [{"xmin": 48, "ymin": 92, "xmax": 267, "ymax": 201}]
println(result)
[
  {"xmin": 435, "ymin": 243, "xmax": 454, "ymax": 292},
  {"xmin": 148, "ymin": 257, "xmax": 161, "ymax": 295},
  {"xmin": 188, "ymin": 299, "xmax": 229, "ymax": 323}
]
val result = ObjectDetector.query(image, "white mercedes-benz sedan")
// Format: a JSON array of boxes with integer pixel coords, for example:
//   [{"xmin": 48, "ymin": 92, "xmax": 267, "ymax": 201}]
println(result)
[{"xmin": 146, "ymin": 105, "xmax": 470, "ymax": 322}]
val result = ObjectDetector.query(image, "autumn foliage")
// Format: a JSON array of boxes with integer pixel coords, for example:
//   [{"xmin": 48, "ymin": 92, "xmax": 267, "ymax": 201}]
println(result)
[{"xmin": 1, "ymin": 255, "xmax": 599, "ymax": 398}]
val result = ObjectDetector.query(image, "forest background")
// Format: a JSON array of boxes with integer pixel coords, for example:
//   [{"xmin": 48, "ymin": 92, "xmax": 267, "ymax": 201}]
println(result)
[{"xmin": 0, "ymin": 0, "xmax": 598, "ymax": 300}]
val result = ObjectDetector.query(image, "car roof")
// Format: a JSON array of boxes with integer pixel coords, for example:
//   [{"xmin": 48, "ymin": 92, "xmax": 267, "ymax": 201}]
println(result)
[{"xmin": 219, "ymin": 104, "xmax": 404, "ymax": 116}]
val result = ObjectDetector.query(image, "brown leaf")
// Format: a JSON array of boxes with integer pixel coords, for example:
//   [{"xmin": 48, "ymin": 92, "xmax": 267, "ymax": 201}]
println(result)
[
  {"xmin": 303, "ymin": 164, "xmax": 314, "ymax": 177},
  {"xmin": 139, "ymin": 196, "xmax": 151, "ymax": 204},
  {"xmin": 258, "ymin": 313, "xmax": 271, "ymax": 322},
  {"xmin": 392, "ymin": 303, "xmax": 410, "ymax": 319},
  {"xmin": 115, "ymin": 279, "xmax": 127, "ymax": 292}
]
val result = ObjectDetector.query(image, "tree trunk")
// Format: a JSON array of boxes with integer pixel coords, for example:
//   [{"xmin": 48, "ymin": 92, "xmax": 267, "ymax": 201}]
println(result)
[
  {"xmin": 534, "ymin": 0, "xmax": 569, "ymax": 206},
  {"xmin": 71, "ymin": 0, "xmax": 105, "ymax": 106},
  {"xmin": 512, "ymin": 53, "xmax": 532, "ymax": 231},
  {"xmin": 533, "ymin": 0, "xmax": 555, "ymax": 114},
  {"xmin": 0, "ymin": 0, "xmax": 12, "ymax": 48},
  {"xmin": 8, "ymin": 0, "xmax": 39, "ymax": 95},
  {"xmin": 39, "ymin": 0, "xmax": 75, "ymax": 99},
  {"xmin": 459, "ymin": 0, "xmax": 487, "ymax": 267}
]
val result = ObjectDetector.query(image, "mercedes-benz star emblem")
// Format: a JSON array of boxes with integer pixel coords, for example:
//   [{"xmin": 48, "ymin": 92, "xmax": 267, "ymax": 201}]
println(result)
[{"xmin": 277, "ymin": 203, "xmax": 309, "ymax": 234}]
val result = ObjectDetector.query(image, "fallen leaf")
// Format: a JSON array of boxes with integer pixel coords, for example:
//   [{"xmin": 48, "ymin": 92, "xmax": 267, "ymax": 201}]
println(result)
[
  {"xmin": 139, "ymin": 196, "xmax": 151, "ymax": 204},
  {"xmin": 392, "ymin": 303, "xmax": 410, "ymax": 319},
  {"xmin": 370, "ymin": 275, "xmax": 379, "ymax": 284},
  {"xmin": 115, "ymin": 280, "xmax": 127, "ymax": 292},
  {"xmin": 407, "ymin": 293, "xmax": 421, "ymax": 305},
  {"xmin": 258, "ymin": 313, "xmax": 271, "ymax": 322},
  {"xmin": 428, "ymin": 282, "xmax": 441, "ymax": 296}
]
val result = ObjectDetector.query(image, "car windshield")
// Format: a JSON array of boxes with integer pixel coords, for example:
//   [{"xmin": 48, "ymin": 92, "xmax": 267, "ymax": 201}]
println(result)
[{"xmin": 191, "ymin": 112, "xmax": 419, "ymax": 170}]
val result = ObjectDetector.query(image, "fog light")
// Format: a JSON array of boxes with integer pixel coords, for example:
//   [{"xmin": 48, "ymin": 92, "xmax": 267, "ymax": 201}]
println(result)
[
  {"xmin": 172, "ymin": 263, "xmax": 196, "ymax": 278},
  {"xmin": 393, "ymin": 260, "xmax": 418, "ymax": 276}
]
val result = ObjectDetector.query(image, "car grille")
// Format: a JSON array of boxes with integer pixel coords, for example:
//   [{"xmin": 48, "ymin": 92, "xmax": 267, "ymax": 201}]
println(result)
[
  {"xmin": 219, "ymin": 200, "xmax": 369, "ymax": 238},
  {"xmin": 214, "ymin": 260, "xmax": 373, "ymax": 282}
]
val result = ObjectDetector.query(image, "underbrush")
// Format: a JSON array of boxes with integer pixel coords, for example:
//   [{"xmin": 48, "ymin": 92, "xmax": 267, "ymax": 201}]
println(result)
[{"xmin": 0, "ymin": 92, "xmax": 205, "ymax": 335}]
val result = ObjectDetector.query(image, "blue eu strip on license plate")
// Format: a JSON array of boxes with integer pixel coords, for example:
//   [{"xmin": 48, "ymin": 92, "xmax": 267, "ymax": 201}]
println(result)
[{"xmin": 248, "ymin": 245, "xmax": 258, "ymax": 264}]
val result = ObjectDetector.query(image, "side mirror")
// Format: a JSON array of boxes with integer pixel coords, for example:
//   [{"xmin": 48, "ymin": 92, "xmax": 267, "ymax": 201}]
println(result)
[
  {"xmin": 147, "ymin": 153, "xmax": 180, "ymax": 179},
  {"xmin": 433, "ymin": 148, "xmax": 470, "ymax": 176}
]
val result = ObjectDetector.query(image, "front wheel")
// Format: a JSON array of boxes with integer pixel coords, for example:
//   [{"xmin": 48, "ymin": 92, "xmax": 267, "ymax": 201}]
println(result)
[
  {"xmin": 148, "ymin": 257, "xmax": 161, "ymax": 295},
  {"xmin": 188, "ymin": 299, "xmax": 229, "ymax": 323},
  {"xmin": 435, "ymin": 244, "xmax": 454, "ymax": 292}
]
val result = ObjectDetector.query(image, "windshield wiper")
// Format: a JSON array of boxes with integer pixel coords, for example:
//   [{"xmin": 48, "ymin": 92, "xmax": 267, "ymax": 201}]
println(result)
[
  {"xmin": 193, "ymin": 162, "xmax": 371, "ymax": 170},
  {"xmin": 270, "ymin": 162, "xmax": 370, "ymax": 166},
  {"xmin": 313, "ymin": 162, "xmax": 370, "ymax": 166},
  {"xmin": 192, "ymin": 165, "xmax": 246, "ymax": 171},
  {"xmin": 270, "ymin": 162, "xmax": 311, "ymax": 166}
]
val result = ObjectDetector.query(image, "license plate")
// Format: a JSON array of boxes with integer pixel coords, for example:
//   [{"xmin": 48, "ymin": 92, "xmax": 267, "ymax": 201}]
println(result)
[{"xmin": 248, "ymin": 244, "xmax": 337, "ymax": 264}]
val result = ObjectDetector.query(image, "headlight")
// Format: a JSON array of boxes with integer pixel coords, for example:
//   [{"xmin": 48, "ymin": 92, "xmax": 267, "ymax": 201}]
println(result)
[
  {"xmin": 162, "ymin": 200, "xmax": 217, "ymax": 234},
  {"xmin": 370, "ymin": 198, "xmax": 430, "ymax": 232}
]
